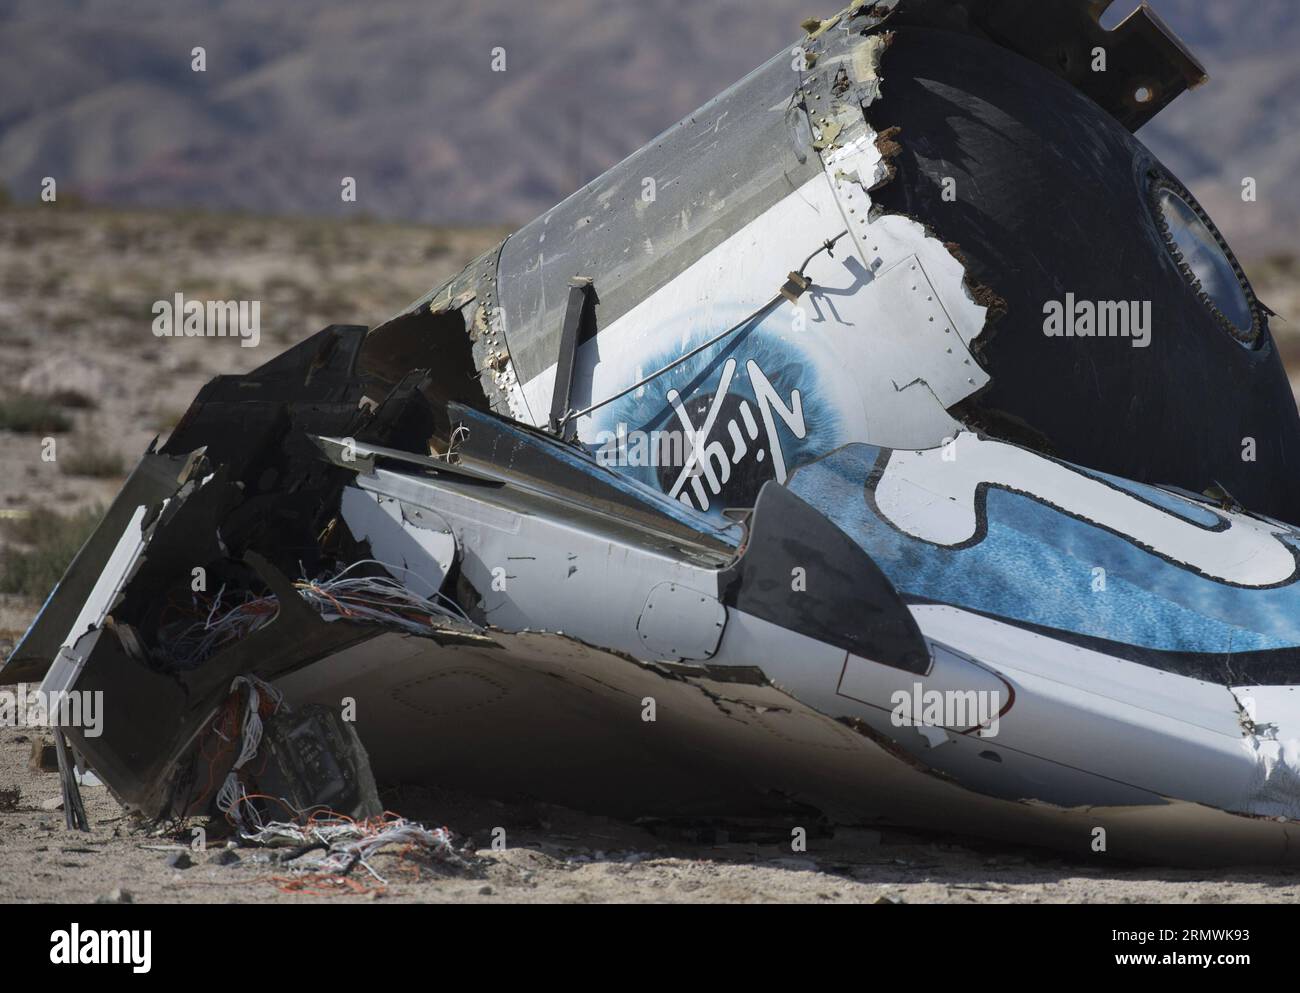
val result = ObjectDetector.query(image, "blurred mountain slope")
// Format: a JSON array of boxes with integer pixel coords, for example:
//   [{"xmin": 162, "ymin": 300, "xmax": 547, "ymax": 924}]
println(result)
[{"xmin": 0, "ymin": 0, "xmax": 1293, "ymax": 252}]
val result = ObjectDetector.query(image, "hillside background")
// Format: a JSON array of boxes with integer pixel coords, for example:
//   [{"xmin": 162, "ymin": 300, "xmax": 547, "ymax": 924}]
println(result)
[{"xmin": 0, "ymin": 0, "xmax": 1295, "ymax": 254}]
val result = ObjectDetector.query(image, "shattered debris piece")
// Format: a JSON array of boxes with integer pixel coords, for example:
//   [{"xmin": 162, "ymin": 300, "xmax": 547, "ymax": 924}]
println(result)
[
  {"xmin": 186, "ymin": 676, "xmax": 380, "ymax": 832},
  {"xmin": 28, "ymin": 738, "xmax": 57, "ymax": 773},
  {"xmin": 248, "ymin": 812, "xmax": 472, "ymax": 893},
  {"xmin": 154, "ymin": 560, "xmax": 476, "ymax": 672}
]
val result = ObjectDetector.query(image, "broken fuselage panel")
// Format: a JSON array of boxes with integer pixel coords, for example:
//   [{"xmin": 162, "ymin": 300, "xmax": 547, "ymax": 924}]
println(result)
[{"xmin": 9, "ymin": 1, "xmax": 1300, "ymax": 863}]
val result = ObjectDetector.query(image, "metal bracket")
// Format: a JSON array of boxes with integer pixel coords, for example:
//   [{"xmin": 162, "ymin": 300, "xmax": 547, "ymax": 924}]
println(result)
[
  {"xmin": 55, "ymin": 729, "xmax": 89, "ymax": 832},
  {"xmin": 549, "ymin": 276, "xmax": 597, "ymax": 437}
]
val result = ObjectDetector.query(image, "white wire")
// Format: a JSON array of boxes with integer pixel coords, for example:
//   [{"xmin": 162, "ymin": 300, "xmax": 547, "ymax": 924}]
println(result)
[
  {"xmin": 215, "ymin": 675, "xmax": 284, "ymax": 830},
  {"xmin": 242, "ymin": 816, "xmax": 464, "ymax": 883},
  {"xmin": 161, "ymin": 557, "xmax": 479, "ymax": 670}
]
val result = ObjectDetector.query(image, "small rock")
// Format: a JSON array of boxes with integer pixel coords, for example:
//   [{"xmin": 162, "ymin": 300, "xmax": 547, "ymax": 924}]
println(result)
[
  {"xmin": 874, "ymin": 893, "xmax": 906, "ymax": 905},
  {"xmin": 209, "ymin": 849, "xmax": 241, "ymax": 866},
  {"xmin": 19, "ymin": 354, "xmax": 108, "ymax": 401},
  {"xmin": 40, "ymin": 796, "xmax": 64, "ymax": 812},
  {"xmin": 96, "ymin": 888, "xmax": 133, "ymax": 904},
  {"xmin": 165, "ymin": 851, "xmax": 193, "ymax": 870},
  {"xmin": 29, "ymin": 740, "xmax": 58, "ymax": 774},
  {"xmin": 478, "ymin": 885, "xmax": 494, "ymax": 896}
]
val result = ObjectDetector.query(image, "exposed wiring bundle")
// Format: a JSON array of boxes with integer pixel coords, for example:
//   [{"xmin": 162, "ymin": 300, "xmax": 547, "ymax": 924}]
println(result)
[
  {"xmin": 247, "ymin": 812, "xmax": 470, "ymax": 891},
  {"xmin": 155, "ymin": 558, "xmax": 477, "ymax": 670},
  {"xmin": 189, "ymin": 677, "xmax": 470, "ymax": 894}
]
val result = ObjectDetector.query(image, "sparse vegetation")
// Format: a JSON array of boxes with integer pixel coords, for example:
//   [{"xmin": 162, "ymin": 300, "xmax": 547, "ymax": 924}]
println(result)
[
  {"xmin": 48, "ymin": 389, "xmax": 97, "ymax": 410},
  {"xmin": 48, "ymin": 190, "xmax": 86, "ymax": 208},
  {"xmin": 154, "ymin": 406, "xmax": 190, "ymax": 437},
  {"xmin": 0, "ymin": 506, "xmax": 103, "ymax": 598},
  {"xmin": 0, "ymin": 393, "xmax": 72, "ymax": 433},
  {"xmin": 58, "ymin": 440, "xmax": 125, "ymax": 478},
  {"xmin": 1251, "ymin": 253, "xmax": 1299, "ymax": 285}
]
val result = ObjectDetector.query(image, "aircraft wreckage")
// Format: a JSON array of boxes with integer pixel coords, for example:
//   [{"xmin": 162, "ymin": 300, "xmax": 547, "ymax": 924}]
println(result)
[{"xmin": 7, "ymin": 0, "xmax": 1300, "ymax": 865}]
